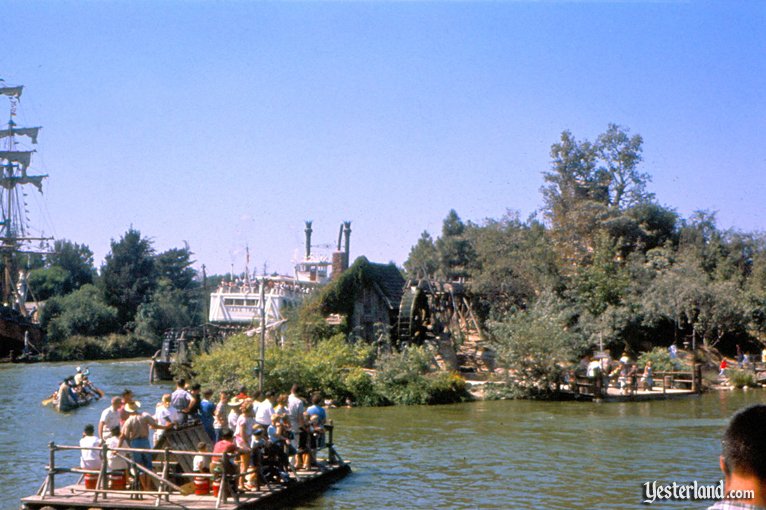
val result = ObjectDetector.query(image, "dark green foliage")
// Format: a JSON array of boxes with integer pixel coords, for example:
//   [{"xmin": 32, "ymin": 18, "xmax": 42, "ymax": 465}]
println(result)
[
  {"xmin": 100, "ymin": 228, "xmax": 157, "ymax": 326},
  {"xmin": 134, "ymin": 280, "xmax": 195, "ymax": 341},
  {"xmin": 40, "ymin": 284, "xmax": 119, "ymax": 342},
  {"xmin": 192, "ymin": 333, "xmax": 468, "ymax": 406},
  {"xmin": 28, "ymin": 240, "xmax": 96, "ymax": 300},
  {"xmin": 404, "ymin": 231, "xmax": 439, "ymax": 278},
  {"xmin": 155, "ymin": 246, "xmax": 197, "ymax": 292},
  {"xmin": 487, "ymin": 292, "xmax": 587, "ymax": 399},
  {"xmin": 435, "ymin": 210, "xmax": 474, "ymax": 281},
  {"xmin": 44, "ymin": 334, "xmax": 156, "ymax": 361}
]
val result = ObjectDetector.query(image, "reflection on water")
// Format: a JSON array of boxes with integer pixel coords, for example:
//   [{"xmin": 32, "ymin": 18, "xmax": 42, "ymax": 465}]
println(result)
[{"xmin": 3, "ymin": 360, "xmax": 764, "ymax": 510}]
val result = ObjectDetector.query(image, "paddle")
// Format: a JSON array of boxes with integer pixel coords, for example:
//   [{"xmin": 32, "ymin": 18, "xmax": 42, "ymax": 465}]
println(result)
[{"xmin": 41, "ymin": 397, "xmax": 54, "ymax": 406}]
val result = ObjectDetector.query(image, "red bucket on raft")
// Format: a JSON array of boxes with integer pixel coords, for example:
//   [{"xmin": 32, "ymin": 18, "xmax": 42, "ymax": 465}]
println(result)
[
  {"xmin": 194, "ymin": 475, "xmax": 211, "ymax": 495},
  {"xmin": 84, "ymin": 472, "xmax": 98, "ymax": 489},
  {"xmin": 109, "ymin": 470, "xmax": 126, "ymax": 490}
]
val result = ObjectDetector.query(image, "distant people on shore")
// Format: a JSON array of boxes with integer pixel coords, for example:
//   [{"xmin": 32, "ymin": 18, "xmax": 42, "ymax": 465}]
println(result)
[{"xmin": 640, "ymin": 361, "xmax": 654, "ymax": 391}]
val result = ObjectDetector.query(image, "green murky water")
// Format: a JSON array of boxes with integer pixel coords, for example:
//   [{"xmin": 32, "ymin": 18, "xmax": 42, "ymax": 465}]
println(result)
[{"xmin": 2, "ymin": 360, "xmax": 761, "ymax": 509}]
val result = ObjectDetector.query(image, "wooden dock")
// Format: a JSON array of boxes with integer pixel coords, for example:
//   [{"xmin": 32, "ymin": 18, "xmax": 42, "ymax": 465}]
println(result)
[
  {"xmin": 20, "ymin": 463, "xmax": 351, "ymax": 510},
  {"xmin": 562, "ymin": 365, "xmax": 703, "ymax": 402}
]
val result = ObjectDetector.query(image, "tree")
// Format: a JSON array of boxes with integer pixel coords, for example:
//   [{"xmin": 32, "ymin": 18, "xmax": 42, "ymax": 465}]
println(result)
[
  {"xmin": 595, "ymin": 123, "xmax": 651, "ymax": 209},
  {"xmin": 100, "ymin": 228, "xmax": 157, "ymax": 327},
  {"xmin": 435, "ymin": 210, "xmax": 474, "ymax": 281},
  {"xmin": 542, "ymin": 125, "xmax": 653, "ymax": 267},
  {"xmin": 28, "ymin": 240, "xmax": 96, "ymax": 300},
  {"xmin": 488, "ymin": 292, "xmax": 586, "ymax": 398},
  {"xmin": 465, "ymin": 212, "xmax": 560, "ymax": 318},
  {"xmin": 404, "ymin": 231, "xmax": 439, "ymax": 278},
  {"xmin": 40, "ymin": 284, "xmax": 120, "ymax": 342},
  {"xmin": 155, "ymin": 245, "xmax": 197, "ymax": 292},
  {"xmin": 134, "ymin": 280, "xmax": 194, "ymax": 340}
]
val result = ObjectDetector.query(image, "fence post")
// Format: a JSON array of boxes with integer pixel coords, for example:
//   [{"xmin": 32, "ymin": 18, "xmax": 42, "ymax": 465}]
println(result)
[
  {"xmin": 99, "ymin": 442, "xmax": 109, "ymax": 500},
  {"xmin": 162, "ymin": 446, "xmax": 171, "ymax": 502},
  {"xmin": 47, "ymin": 441, "xmax": 56, "ymax": 496},
  {"xmin": 693, "ymin": 364, "xmax": 702, "ymax": 393},
  {"xmin": 326, "ymin": 421, "xmax": 335, "ymax": 464},
  {"xmin": 220, "ymin": 452, "xmax": 229, "ymax": 504}
]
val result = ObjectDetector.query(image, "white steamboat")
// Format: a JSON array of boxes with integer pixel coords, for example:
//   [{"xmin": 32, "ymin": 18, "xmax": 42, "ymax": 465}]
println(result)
[{"xmin": 208, "ymin": 221, "xmax": 350, "ymax": 334}]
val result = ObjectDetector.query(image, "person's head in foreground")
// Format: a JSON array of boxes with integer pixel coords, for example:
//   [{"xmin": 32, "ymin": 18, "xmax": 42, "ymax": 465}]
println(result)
[{"xmin": 710, "ymin": 404, "xmax": 766, "ymax": 509}]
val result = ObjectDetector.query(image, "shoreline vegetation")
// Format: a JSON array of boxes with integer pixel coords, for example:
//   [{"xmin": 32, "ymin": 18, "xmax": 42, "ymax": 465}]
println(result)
[{"xmin": 22, "ymin": 125, "xmax": 766, "ymax": 405}]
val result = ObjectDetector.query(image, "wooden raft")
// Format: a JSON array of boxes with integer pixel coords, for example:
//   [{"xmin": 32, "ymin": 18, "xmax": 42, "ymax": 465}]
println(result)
[{"xmin": 20, "ymin": 463, "xmax": 351, "ymax": 510}]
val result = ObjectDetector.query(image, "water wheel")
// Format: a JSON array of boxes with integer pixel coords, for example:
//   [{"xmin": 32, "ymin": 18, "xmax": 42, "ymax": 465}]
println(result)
[{"xmin": 396, "ymin": 285, "xmax": 431, "ymax": 346}]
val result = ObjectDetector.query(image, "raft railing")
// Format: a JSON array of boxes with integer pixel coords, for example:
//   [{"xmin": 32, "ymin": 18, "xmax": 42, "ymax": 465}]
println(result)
[
  {"xmin": 39, "ymin": 442, "xmax": 240, "ymax": 509},
  {"xmin": 37, "ymin": 423, "xmax": 343, "ymax": 509}
]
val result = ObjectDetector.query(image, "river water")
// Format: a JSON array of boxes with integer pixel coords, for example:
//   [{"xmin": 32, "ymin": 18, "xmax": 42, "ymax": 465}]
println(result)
[{"xmin": 2, "ymin": 359, "xmax": 762, "ymax": 510}]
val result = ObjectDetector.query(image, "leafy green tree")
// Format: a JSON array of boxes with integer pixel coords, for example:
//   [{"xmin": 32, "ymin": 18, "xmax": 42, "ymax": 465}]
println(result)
[
  {"xmin": 404, "ymin": 231, "xmax": 439, "ymax": 278},
  {"xmin": 100, "ymin": 228, "xmax": 157, "ymax": 327},
  {"xmin": 435, "ymin": 210, "xmax": 474, "ymax": 281},
  {"xmin": 642, "ymin": 252, "xmax": 748, "ymax": 348},
  {"xmin": 595, "ymin": 123, "xmax": 651, "ymax": 209},
  {"xmin": 155, "ymin": 246, "xmax": 197, "ymax": 292},
  {"xmin": 542, "ymin": 125, "xmax": 653, "ymax": 268},
  {"xmin": 465, "ymin": 213, "xmax": 560, "ymax": 318},
  {"xmin": 134, "ymin": 280, "xmax": 195, "ymax": 341},
  {"xmin": 488, "ymin": 292, "xmax": 586, "ymax": 398},
  {"xmin": 40, "ymin": 284, "xmax": 120, "ymax": 342},
  {"xmin": 27, "ymin": 265, "xmax": 70, "ymax": 301},
  {"xmin": 28, "ymin": 240, "xmax": 96, "ymax": 300}
]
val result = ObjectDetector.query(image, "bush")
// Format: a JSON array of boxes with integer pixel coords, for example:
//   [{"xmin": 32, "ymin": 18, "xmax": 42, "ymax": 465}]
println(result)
[
  {"xmin": 373, "ymin": 346, "xmax": 470, "ymax": 405},
  {"xmin": 193, "ymin": 333, "xmax": 375, "ymax": 402},
  {"xmin": 637, "ymin": 346, "xmax": 685, "ymax": 372},
  {"xmin": 727, "ymin": 369, "xmax": 757, "ymax": 388},
  {"xmin": 487, "ymin": 294, "xmax": 585, "ymax": 399},
  {"xmin": 45, "ymin": 334, "xmax": 155, "ymax": 361},
  {"xmin": 192, "ymin": 333, "xmax": 469, "ymax": 406},
  {"xmin": 40, "ymin": 284, "xmax": 119, "ymax": 342}
]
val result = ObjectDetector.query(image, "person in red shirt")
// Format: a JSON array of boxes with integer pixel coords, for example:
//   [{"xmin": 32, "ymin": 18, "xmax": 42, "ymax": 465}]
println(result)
[
  {"xmin": 720, "ymin": 358, "xmax": 729, "ymax": 377},
  {"xmin": 211, "ymin": 428, "xmax": 241, "ymax": 493}
]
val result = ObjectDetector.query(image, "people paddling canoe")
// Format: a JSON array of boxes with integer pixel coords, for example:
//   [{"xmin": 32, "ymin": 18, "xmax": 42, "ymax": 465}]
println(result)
[{"xmin": 43, "ymin": 367, "xmax": 104, "ymax": 411}]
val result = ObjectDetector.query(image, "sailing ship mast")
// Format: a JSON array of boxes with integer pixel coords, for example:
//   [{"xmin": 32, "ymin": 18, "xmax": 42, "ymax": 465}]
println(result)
[{"xmin": 0, "ymin": 81, "xmax": 50, "ymax": 312}]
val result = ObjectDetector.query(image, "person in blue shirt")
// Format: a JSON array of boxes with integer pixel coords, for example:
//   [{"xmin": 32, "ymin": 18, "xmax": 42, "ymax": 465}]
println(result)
[{"xmin": 199, "ymin": 388, "xmax": 216, "ymax": 441}]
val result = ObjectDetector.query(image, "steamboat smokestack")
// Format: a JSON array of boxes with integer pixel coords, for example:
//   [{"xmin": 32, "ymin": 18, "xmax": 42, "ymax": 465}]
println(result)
[
  {"xmin": 304, "ymin": 221, "xmax": 313, "ymax": 259},
  {"xmin": 343, "ymin": 221, "xmax": 351, "ymax": 270}
]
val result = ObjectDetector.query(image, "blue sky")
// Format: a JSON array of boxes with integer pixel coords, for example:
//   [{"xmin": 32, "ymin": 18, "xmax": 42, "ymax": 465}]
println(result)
[{"xmin": 2, "ymin": 1, "xmax": 764, "ymax": 275}]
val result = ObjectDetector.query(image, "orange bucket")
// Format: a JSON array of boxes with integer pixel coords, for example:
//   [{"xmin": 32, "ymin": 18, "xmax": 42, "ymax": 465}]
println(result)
[
  {"xmin": 84, "ymin": 472, "xmax": 98, "ymax": 489},
  {"xmin": 194, "ymin": 476, "xmax": 210, "ymax": 495},
  {"xmin": 109, "ymin": 470, "xmax": 126, "ymax": 490}
]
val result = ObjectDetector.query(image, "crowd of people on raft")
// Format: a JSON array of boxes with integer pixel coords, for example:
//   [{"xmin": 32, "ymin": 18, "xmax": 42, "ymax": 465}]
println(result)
[{"xmin": 78, "ymin": 379, "xmax": 330, "ymax": 493}]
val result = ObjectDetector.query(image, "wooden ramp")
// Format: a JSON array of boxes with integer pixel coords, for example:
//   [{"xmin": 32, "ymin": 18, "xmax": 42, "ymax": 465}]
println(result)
[{"xmin": 20, "ymin": 463, "xmax": 351, "ymax": 510}]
